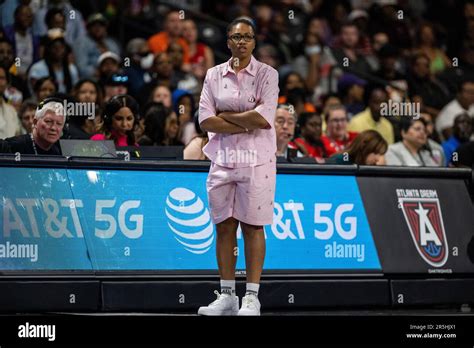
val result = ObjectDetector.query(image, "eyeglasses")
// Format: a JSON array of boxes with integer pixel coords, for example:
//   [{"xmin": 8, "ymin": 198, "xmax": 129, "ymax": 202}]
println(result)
[
  {"xmin": 42, "ymin": 119, "xmax": 64, "ymax": 128},
  {"xmin": 410, "ymin": 126, "xmax": 426, "ymax": 132},
  {"xmin": 329, "ymin": 118, "xmax": 347, "ymax": 124},
  {"xmin": 228, "ymin": 34, "xmax": 255, "ymax": 43},
  {"xmin": 275, "ymin": 118, "xmax": 295, "ymax": 127}
]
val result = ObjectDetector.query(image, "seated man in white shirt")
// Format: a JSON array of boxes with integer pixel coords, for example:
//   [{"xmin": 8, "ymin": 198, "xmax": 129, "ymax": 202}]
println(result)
[{"xmin": 436, "ymin": 79, "xmax": 474, "ymax": 140}]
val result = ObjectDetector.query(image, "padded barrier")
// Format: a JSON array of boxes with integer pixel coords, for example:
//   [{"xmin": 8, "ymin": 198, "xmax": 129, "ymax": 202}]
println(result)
[
  {"xmin": 0, "ymin": 281, "xmax": 100, "ymax": 312},
  {"xmin": 101, "ymin": 279, "xmax": 390, "ymax": 312},
  {"xmin": 0, "ymin": 158, "xmax": 473, "ymax": 312}
]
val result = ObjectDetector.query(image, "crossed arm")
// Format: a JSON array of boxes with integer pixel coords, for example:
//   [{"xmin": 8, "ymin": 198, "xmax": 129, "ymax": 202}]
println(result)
[
  {"xmin": 200, "ymin": 110, "xmax": 270, "ymax": 134},
  {"xmin": 199, "ymin": 68, "xmax": 277, "ymax": 134}
]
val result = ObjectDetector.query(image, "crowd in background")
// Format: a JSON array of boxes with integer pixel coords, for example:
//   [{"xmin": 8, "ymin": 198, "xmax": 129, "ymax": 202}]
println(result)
[{"xmin": 0, "ymin": 0, "xmax": 474, "ymax": 167}]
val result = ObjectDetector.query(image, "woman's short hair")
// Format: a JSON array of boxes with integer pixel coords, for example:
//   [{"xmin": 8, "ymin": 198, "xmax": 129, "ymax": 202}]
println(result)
[
  {"xmin": 227, "ymin": 17, "xmax": 256, "ymax": 35},
  {"xmin": 400, "ymin": 117, "xmax": 427, "ymax": 133},
  {"xmin": 324, "ymin": 104, "xmax": 347, "ymax": 123}
]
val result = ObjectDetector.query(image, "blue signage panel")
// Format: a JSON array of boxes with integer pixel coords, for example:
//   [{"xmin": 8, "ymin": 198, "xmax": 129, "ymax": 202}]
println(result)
[
  {"xmin": 0, "ymin": 167, "xmax": 381, "ymax": 271},
  {"xmin": 267, "ymin": 174, "xmax": 380, "ymax": 270},
  {"xmin": 0, "ymin": 167, "xmax": 92, "ymax": 270},
  {"xmin": 67, "ymin": 169, "xmax": 217, "ymax": 270}
]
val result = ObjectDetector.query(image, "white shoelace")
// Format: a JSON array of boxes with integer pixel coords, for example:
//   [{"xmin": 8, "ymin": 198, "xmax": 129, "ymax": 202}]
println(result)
[
  {"xmin": 210, "ymin": 290, "xmax": 230, "ymax": 306},
  {"xmin": 242, "ymin": 295, "xmax": 257, "ymax": 309}
]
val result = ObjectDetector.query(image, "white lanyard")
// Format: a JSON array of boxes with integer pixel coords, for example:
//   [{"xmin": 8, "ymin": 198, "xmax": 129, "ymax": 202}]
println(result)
[{"xmin": 30, "ymin": 133, "xmax": 38, "ymax": 155}]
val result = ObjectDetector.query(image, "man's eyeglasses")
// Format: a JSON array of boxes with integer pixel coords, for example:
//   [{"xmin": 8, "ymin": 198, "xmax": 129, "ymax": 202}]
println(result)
[
  {"xmin": 228, "ymin": 34, "xmax": 255, "ymax": 43},
  {"xmin": 275, "ymin": 118, "xmax": 295, "ymax": 127},
  {"xmin": 328, "ymin": 118, "xmax": 348, "ymax": 124},
  {"xmin": 42, "ymin": 119, "xmax": 64, "ymax": 128}
]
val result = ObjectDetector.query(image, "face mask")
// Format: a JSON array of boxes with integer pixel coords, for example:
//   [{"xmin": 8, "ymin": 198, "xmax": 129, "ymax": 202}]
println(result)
[
  {"xmin": 140, "ymin": 53, "xmax": 154, "ymax": 70},
  {"xmin": 4, "ymin": 86, "xmax": 23, "ymax": 104},
  {"xmin": 305, "ymin": 45, "xmax": 321, "ymax": 56}
]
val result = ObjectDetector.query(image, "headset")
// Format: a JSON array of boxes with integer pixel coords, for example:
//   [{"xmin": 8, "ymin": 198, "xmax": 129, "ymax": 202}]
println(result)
[
  {"xmin": 35, "ymin": 97, "xmax": 67, "ymax": 122},
  {"xmin": 37, "ymin": 97, "xmax": 65, "ymax": 110}
]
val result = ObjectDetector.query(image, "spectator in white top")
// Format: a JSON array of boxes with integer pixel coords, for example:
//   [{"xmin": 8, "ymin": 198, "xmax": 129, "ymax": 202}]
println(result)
[
  {"xmin": 436, "ymin": 79, "xmax": 474, "ymax": 140},
  {"xmin": 0, "ymin": 65, "xmax": 21, "ymax": 139},
  {"xmin": 28, "ymin": 29, "xmax": 79, "ymax": 94}
]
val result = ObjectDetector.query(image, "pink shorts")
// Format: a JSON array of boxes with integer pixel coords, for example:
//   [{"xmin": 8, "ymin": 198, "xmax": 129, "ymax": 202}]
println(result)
[{"xmin": 206, "ymin": 160, "xmax": 276, "ymax": 226}]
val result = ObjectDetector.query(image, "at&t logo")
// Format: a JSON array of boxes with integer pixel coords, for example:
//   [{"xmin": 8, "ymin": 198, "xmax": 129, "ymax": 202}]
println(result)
[{"xmin": 165, "ymin": 188, "xmax": 214, "ymax": 254}]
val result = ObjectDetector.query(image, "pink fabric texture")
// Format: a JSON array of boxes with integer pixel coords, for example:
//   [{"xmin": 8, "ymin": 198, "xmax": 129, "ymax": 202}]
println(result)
[
  {"xmin": 199, "ymin": 55, "xmax": 279, "ymax": 168},
  {"xmin": 199, "ymin": 55, "xmax": 279, "ymax": 225},
  {"xmin": 206, "ymin": 160, "xmax": 276, "ymax": 225}
]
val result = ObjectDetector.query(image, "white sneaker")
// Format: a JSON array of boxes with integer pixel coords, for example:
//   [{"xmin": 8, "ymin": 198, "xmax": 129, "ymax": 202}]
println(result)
[
  {"xmin": 238, "ymin": 293, "xmax": 261, "ymax": 316},
  {"xmin": 198, "ymin": 290, "xmax": 239, "ymax": 316}
]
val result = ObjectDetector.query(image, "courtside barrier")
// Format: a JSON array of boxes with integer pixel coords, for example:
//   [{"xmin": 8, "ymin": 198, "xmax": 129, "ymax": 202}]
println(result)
[{"xmin": 0, "ymin": 156, "xmax": 472, "ymax": 311}]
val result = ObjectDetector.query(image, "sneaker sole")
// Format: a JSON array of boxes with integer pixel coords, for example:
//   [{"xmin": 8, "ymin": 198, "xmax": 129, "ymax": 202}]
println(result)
[
  {"xmin": 197, "ymin": 308, "xmax": 239, "ymax": 316},
  {"xmin": 237, "ymin": 310, "xmax": 261, "ymax": 316}
]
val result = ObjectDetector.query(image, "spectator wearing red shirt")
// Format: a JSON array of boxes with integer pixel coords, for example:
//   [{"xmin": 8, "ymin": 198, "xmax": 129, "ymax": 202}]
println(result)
[
  {"xmin": 293, "ymin": 112, "xmax": 326, "ymax": 162},
  {"xmin": 182, "ymin": 19, "xmax": 214, "ymax": 81},
  {"xmin": 321, "ymin": 104, "xmax": 358, "ymax": 157}
]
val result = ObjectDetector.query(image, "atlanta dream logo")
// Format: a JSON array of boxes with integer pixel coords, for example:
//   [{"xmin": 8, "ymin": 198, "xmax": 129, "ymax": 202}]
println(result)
[{"xmin": 397, "ymin": 189, "xmax": 448, "ymax": 267}]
